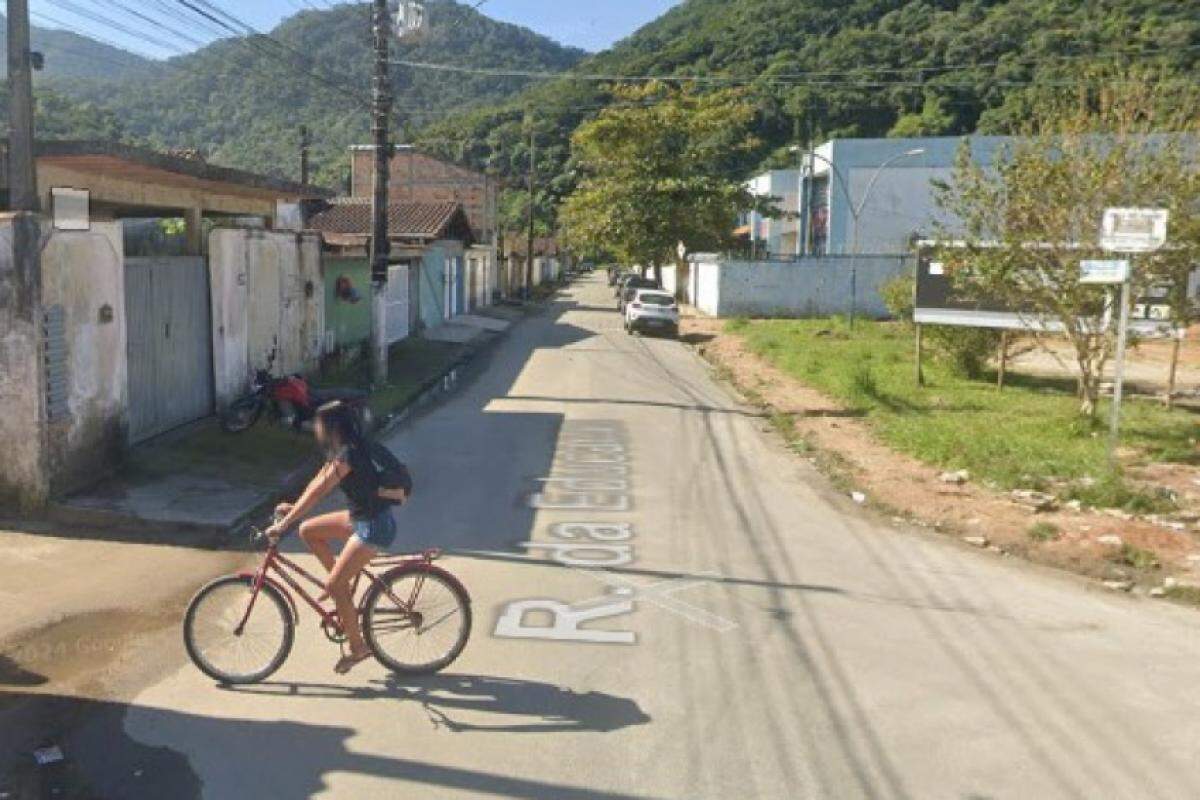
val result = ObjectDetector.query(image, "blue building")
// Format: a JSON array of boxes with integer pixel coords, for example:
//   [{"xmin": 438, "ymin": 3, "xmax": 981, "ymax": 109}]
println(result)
[{"xmin": 748, "ymin": 136, "xmax": 1016, "ymax": 258}]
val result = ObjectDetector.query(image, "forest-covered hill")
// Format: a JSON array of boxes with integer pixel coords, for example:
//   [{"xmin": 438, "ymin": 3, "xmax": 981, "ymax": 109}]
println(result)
[
  {"xmin": 0, "ymin": 13, "xmax": 153, "ymax": 80},
  {"xmin": 36, "ymin": 0, "xmax": 585, "ymax": 187},
  {"xmin": 413, "ymin": 0, "xmax": 1200, "ymax": 220}
]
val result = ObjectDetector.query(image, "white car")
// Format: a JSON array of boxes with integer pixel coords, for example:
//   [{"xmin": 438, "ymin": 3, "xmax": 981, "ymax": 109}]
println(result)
[{"xmin": 624, "ymin": 289, "xmax": 680, "ymax": 336}]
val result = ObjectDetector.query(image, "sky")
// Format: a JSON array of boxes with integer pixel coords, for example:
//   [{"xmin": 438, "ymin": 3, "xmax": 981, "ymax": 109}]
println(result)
[{"xmin": 27, "ymin": 0, "xmax": 682, "ymax": 60}]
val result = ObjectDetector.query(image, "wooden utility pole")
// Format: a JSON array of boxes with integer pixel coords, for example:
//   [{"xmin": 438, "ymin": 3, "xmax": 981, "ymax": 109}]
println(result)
[
  {"xmin": 525, "ymin": 111, "xmax": 536, "ymax": 300},
  {"xmin": 8, "ymin": 0, "xmax": 39, "ymax": 211},
  {"xmin": 299, "ymin": 125, "xmax": 311, "ymax": 186},
  {"xmin": 369, "ymin": 0, "xmax": 393, "ymax": 384}
]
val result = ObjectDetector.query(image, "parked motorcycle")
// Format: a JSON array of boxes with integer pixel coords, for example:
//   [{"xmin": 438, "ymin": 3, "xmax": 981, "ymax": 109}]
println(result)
[{"xmin": 220, "ymin": 350, "xmax": 372, "ymax": 435}]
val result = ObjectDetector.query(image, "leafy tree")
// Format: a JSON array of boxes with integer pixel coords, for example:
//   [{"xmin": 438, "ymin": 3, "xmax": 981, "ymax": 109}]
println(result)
[
  {"xmin": 934, "ymin": 71, "xmax": 1200, "ymax": 417},
  {"xmin": 560, "ymin": 85, "xmax": 765, "ymax": 283}
]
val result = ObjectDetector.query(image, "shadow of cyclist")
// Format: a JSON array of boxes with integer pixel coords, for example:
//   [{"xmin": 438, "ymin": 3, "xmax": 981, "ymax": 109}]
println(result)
[{"xmin": 217, "ymin": 672, "xmax": 651, "ymax": 734}]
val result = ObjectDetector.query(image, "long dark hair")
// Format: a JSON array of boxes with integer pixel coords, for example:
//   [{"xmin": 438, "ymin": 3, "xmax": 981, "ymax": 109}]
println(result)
[{"xmin": 315, "ymin": 400, "xmax": 364, "ymax": 458}]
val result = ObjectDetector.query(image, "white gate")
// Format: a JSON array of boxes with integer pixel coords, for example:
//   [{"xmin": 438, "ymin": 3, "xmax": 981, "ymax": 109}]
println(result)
[{"xmin": 386, "ymin": 264, "xmax": 410, "ymax": 344}]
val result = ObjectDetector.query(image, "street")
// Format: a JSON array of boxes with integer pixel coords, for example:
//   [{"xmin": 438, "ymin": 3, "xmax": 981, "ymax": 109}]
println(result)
[{"xmin": 9, "ymin": 273, "xmax": 1200, "ymax": 799}]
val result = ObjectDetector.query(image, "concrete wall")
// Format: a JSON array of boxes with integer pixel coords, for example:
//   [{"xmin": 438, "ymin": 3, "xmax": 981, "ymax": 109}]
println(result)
[
  {"xmin": 210, "ymin": 228, "xmax": 324, "ymax": 408},
  {"xmin": 40, "ymin": 223, "xmax": 128, "ymax": 494},
  {"xmin": 0, "ymin": 213, "xmax": 48, "ymax": 509},
  {"xmin": 0, "ymin": 215, "xmax": 133, "ymax": 508},
  {"xmin": 690, "ymin": 255, "xmax": 912, "ymax": 319}
]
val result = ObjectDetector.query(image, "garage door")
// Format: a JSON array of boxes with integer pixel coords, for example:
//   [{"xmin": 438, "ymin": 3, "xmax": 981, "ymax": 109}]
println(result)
[{"xmin": 125, "ymin": 257, "xmax": 215, "ymax": 442}]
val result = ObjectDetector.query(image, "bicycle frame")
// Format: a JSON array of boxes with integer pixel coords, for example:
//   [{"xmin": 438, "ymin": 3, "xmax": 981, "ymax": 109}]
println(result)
[{"xmin": 234, "ymin": 542, "xmax": 441, "ymax": 637}]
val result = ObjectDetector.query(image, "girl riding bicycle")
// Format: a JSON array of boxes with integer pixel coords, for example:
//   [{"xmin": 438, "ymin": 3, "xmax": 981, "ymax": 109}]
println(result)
[{"xmin": 266, "ymin": 400, "xmax": 406, "ymax": 674}]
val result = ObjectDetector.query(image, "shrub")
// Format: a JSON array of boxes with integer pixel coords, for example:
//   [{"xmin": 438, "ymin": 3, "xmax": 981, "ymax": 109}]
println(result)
[
  {"xmin": 880, "ymin": 275, "xmax": 915, "ymax": 321},
  {"xmin": 926, "ymin": 325, "xmax": 1004, "ymax": 380},
  {"xmin": 1028, "ymin": 522, "xmax": 1061, "ymax": 542}
]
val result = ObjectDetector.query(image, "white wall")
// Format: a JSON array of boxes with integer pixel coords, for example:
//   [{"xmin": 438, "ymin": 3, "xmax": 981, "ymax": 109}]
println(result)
[
  {"xmin": 40, "ymin": 223, "xmax": 128, "ymax": 492},
  {"xmin": 209, "ymin": 228, "xmax": 324, "ymax": 408},
  {"xmin": 691, "ymin": 256, "xmax": 912, "ymax": 318}
]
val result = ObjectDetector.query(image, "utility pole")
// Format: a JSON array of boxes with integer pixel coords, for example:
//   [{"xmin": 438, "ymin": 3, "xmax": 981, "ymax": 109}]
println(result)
[
  {"xmin": 525, "ymin": 110, "xmax": 536, "ymax": 300},
  {"xmin": 804, "ymin": 101, "xmax": 815, "ymax": 257},
  {"xmin": 369, "ymin": 0, "xmax": 393, "ymax": 384},
  {"xmin": 299, "ymin": 125, "xmax": 311, "ymax": 186},
  {"xmin": 8, "ymin": 0, "xmax": 39, "ymax": 212}
]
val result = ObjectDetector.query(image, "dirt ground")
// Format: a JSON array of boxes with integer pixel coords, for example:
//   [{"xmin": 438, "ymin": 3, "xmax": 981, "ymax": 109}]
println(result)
[
  {"xmin": 682, "ymin": 315, "xmax": 1200, "ymax": 596},
  {"xmin": 1010, "ymin": 326, "xmax": 1200, "ymax": 401}
]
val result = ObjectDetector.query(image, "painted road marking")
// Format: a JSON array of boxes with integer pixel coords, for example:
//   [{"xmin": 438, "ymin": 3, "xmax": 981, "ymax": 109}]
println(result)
[{"xmin": 496, "ymin": 420, "xmax": 737, "ymax": 643}]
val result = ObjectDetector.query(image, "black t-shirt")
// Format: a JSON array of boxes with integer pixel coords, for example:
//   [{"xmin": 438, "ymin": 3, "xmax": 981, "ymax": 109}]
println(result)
[{"xmin": 332, "ymin": 443, "xmax": 385, "ymax": 520}]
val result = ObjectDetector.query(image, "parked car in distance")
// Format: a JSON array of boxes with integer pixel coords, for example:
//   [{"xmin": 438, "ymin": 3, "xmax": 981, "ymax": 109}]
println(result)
[
  {"xmin": 618, "ymin": 275, "xmax": 661, "ymax": 309},
  {"xmin": 624, "ymin": 289, "xmax": 679, "ymax": 337}
]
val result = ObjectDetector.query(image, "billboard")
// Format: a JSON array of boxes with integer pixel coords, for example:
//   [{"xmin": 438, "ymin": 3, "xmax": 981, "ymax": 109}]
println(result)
[{"xmin": 913, "ymin": 241, "xmax": 1192, "ymax": 335}]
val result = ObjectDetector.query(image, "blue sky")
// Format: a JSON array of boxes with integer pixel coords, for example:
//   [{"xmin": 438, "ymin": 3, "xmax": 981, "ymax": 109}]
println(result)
[{"xmin": 28, "ymin": 1, "xmax": 681, "ymax": 59}]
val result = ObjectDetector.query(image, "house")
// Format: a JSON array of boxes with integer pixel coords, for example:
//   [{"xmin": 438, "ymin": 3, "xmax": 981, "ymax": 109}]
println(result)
[
  {"xmin": 0, "ymin": 140, "xmax": 332, "ymax": 509},
  {"xmin": 349, "ymin": 145, "xmax": 498, "ymax": 304},
  {"xmin": 502, "ymin": 237, "xmax": 567, "ymax": 296},
  {"xmin": 306, "ymin": 199, "xmax": 478, "ymax": 347}
]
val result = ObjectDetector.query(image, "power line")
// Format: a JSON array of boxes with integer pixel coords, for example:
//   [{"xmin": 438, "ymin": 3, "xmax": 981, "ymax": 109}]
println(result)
[
  {"xmin": 391, "ymin": 40, "xmax": 1200, "ymax": 88},
  {"xmin": 42, "ymin": 0, "xmax": 186, "ymax": 55}
]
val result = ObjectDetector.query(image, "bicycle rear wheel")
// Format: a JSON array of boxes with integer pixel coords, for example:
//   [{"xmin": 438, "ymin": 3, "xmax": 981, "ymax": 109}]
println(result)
[
  {"xmin": 363, "ymin": 566, "xmax": 471, "ymax": 675},
  {"xmin": 184, "ymin": 575, "xmax": 294, "ymax": 684}
]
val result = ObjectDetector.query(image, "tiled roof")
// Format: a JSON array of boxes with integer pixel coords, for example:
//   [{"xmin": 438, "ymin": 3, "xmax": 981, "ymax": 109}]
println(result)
[{"xmin": 308, "ymin": 200, "xmax": 465, "ymax": 240}]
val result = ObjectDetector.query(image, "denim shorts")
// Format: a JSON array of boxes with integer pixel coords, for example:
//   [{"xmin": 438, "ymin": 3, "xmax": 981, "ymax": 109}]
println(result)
[{"xmin": 352, "ymin": 510, "xmax": 398, "ymax": 551}]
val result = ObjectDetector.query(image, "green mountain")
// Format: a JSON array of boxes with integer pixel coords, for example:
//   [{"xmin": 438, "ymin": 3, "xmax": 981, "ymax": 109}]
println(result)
[
  {"xmin": 0, "ymin": 14, "xmax": 153, "ymax": 80},
  {"xmin": 43, "ymin": 0, "xmax": 586, "ymax": 187},
  {"xmin": 414, "ymin": 0, "xmax": 1200, "ymax": 220}
]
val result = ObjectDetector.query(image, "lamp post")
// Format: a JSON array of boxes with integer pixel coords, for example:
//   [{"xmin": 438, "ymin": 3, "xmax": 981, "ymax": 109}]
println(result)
[{"xmin": 793, "ymin": 147, "xmax": 925, "ymax": 328}]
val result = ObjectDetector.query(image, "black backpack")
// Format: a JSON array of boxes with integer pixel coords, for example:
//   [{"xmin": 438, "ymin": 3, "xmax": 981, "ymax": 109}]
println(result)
[{"xmin": 367, "ymin": 440, "xmax": 413, "ymax": 505}]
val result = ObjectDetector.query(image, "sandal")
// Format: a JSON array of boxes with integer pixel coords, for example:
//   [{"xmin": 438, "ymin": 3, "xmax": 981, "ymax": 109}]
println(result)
[{"xmin": 334, "ymin": 648, "xmax": 372, "ymax": 675}]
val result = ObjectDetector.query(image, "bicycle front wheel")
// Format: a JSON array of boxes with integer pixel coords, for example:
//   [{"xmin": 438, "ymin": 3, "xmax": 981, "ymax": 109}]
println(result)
[
  {"xmin": 184, "ymin": 575, "xmax": 294, "ymax": 684},
  {"xmin": 363, "ymin": 566, "xmax": 471, "ymax": 675}
]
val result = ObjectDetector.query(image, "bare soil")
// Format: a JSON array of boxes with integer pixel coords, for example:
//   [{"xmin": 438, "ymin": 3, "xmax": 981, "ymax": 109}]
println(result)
[{"xmin": 683, "ymin": 315, "xmax": 1200, "ymax": 595}]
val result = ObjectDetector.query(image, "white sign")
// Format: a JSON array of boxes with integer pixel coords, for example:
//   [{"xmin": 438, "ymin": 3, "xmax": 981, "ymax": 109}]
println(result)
[
  {"xmin": 1100, "ymin": 207, "xmax": 1169, "ymax": 253},
  {"xmin": 1080, "ymin": 259, "xmax": 1130, "ymax": 285},
  {"xmin": 394, "ymin": 0, "xmax": 427, "ymax": 40},
  {"xmin": 51, "ymin": 187, "xmax": 89, "ymax": 231},
  {"xmin": 677, "ymin": 241, "xmax": 687, "ymax": 260}
]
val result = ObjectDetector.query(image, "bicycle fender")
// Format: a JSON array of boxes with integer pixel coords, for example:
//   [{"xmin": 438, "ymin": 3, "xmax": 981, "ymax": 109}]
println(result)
[{"xmin": 238, "ymin": 571, "xmax": 300, "ymax": 623}]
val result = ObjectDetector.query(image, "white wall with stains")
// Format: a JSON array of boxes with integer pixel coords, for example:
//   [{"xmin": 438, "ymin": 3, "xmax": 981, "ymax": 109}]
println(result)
[
  {"xmin": 209, "ymin": 228, "xmax": 324, "ymax": 408},
  {"xmin": 39, "ymin": 222, "xmax": 128, "ymax": 494}
]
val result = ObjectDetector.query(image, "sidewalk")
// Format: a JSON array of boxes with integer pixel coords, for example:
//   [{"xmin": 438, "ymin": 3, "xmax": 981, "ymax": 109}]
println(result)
[{"xmin": 47, "ymin": 309, "xmax": 522, "ymax": 544}]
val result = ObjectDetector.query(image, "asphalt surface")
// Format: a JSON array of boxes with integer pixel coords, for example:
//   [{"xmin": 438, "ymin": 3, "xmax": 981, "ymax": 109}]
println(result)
[{"xmin": 31, "ymin": 275, "xmax": 1200, "ymax": 798}]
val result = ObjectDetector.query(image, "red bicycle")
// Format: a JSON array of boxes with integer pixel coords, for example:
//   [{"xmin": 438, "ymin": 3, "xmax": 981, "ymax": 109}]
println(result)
[{"xmin": 183, "ymin": 526, "xmax": 472, "ymax": 684}]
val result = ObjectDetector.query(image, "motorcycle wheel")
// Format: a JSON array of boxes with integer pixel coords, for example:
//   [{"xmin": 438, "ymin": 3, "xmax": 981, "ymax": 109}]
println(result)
[{"xmin": 220, "ymin": 397, "xmax": 264, "ymax": 434}]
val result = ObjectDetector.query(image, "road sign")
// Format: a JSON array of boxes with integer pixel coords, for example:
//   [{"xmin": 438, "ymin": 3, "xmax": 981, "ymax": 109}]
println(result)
[
  {"xmin": 1100, "ymin": 207, "xmax": 1169, "ymax": 253},
  {"xmin": 1079, "ymin": 259, "xmax": 1130, "ymax": 284}
]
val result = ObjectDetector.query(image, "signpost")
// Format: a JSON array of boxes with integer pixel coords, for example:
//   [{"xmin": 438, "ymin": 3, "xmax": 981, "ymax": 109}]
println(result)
[{"xmin": 1098, "ymin": 208, "xmax": 1169, "ymax": 463}]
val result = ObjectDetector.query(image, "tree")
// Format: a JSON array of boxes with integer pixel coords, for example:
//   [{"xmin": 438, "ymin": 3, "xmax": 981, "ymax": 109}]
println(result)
[
  {"xmin": 560, "ymin": 84, "xmax": 766, "ymax": 284},
  {"xmin": 934, "ymin": 71, "xmax": 1200, "ymax": 418}
]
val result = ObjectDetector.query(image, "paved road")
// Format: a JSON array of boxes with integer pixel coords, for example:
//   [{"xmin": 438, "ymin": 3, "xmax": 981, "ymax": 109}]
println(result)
[{"xmin": 60, "ymin": 276, "xmax": 1200, "ymax": 798}]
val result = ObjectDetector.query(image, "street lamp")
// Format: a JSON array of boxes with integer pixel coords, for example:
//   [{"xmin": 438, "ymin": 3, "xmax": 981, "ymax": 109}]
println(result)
[{"xmin": 793, "ymin": 146, "xmax": 925, "ymax": 328}]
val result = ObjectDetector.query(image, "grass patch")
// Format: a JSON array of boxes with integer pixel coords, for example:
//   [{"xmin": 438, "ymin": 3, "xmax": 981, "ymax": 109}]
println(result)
[
  {"xmin": 1111, "ymin": 543, "xmax": 1161, "ymax": 571},
  {"xmin": 1028, "ymin": 522, "xmax": 1061, "ymax": 542},
  {"xmin": 317, "ymin": 338, "xmax": 466, "ymax": 418},
  {"xmin": 729, "ymin": 317, "xmax": 1198, "ymax": 504}
]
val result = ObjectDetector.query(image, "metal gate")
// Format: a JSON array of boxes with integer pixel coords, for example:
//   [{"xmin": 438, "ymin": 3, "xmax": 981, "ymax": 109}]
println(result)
[
  {"xmin": 125, "ymin": 257, "xmax": 214, "ymax": 443},
  {"xmin": 385, "ymin": 263, "xmax": 411, "ymax": 344}
]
